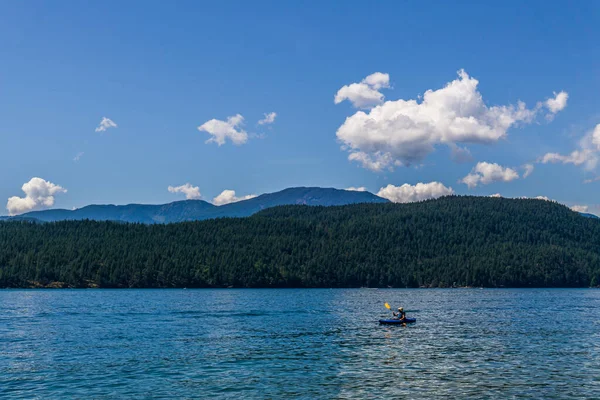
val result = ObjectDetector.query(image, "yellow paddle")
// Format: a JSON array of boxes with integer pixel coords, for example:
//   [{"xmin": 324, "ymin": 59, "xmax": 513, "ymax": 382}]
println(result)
[{"xmin": 384, "ymin": 302, "xmax": 391, "ymax": 310}]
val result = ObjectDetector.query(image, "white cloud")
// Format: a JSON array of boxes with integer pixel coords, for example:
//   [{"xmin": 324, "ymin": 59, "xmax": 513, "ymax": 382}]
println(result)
[
  {"xmin": 533, "ymin": 196, "xmax": 551, "ymax": 201},
  {"xmin": 198, "ymin": 114, "xmax": 248, "ymax": 146},
  {"xmin": 334, "ymin": 72, "xmax": 390, "ymax": 109},
  {"xmin": 540, "ymin": 124, "xmax": 600, "ymax": 171},
  {"xmin": 493, "ymin": 194, "xmax": 551, "ymax": 201},
  {"xmin": 347, "ymin": 151, "xmax": 399, "ymax": 172},
  {"xmin": 168, "ymin": 183, "xmax": 202, "ymax": 200},
  {"xmin": 73, "ymin": 152, "xmax": 84, "ymax": 162},
  {"xmin": 212, "ymin": 189, "xmax": 257, "ymax": 206},
  {"xmin": 258, "ymin": 112, "xmax": 277, "ymax": 125},
  {"xmin": 571, "ymin": 205, "xmax": 589, "ymax": 213},
  {"xmin": 377, "ymin": 182, "xmax": 454, "ymax": 203},
  {"xmin": 591, "ymin": 124, "xmax": 600, "ymax": 149},
  {"xmin": 488, "ymin": 195, "xmax": 596, "ymax": 215},
  {"xmin": 541, "ymin": 150, "xmax": 596, "ymax": 169},
  {"xmin": 335, "ymin": 69, "xmax": 561, "ymax": 171},
  {"xmin": 461, "ymin": 162, "xmax": 519, "ymax": 188},
  {"xmin": 95, "ymin": 117, "xmax": 117, "ymax": 132},
  {"xmin": 6, "ymin": 177, "xmax": 67, "ymax": 216},
  {"xmin": 545, "ymin": 91, "xmax": 569, "ymax": 116},
  {"xmin": 523, "ymin": 163, "xmax": 534, "ymax": 178},
  {"xmin": 345, "ymin": 186, "xmax": 367, "ymax": 192}
]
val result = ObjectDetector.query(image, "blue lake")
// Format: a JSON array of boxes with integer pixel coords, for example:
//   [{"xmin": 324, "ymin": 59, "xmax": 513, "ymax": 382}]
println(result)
[{"xmin": 1, "ymin": 289, "xmax": 599, "ymax": 398}]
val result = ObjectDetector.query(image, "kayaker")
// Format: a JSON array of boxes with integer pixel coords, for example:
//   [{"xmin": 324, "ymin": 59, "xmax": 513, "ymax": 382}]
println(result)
[{"xmin": 393, "ymin": 307, "xmax": 406, "ymax": 321}]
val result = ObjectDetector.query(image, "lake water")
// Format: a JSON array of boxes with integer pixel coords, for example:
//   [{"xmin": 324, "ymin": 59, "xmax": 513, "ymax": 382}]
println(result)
[{"xmin": 1, "ymin": 289, "xmax": 599, "ymax": 399}]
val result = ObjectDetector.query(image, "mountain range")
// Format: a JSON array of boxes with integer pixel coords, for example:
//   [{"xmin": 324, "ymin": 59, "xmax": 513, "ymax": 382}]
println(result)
[{"xmin": 1, "ymin": 187, "xmax": 389, "ymax": 223}]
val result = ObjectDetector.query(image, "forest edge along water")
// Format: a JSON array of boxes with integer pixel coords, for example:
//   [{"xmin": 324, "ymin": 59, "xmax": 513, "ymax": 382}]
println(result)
[{"xmin": 2, "ymin": 197, "xmax": 600, "ymax": 290}]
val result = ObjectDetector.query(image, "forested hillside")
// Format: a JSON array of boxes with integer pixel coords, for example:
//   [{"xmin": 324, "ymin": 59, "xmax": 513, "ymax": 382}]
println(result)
[{"xmin": 1, "ymin": 196, "xmax": 599, "ymax": 288}]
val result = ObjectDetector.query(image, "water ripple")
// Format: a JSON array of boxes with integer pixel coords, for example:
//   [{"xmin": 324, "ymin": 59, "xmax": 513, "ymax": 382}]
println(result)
[{"xmin": 1, "ymin": 289, "xmax": 599, "ymax": 399}]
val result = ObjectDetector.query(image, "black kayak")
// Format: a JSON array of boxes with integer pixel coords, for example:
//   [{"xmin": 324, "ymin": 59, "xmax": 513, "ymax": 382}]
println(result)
[{"xmin": 379, "ymin": 318, "xmax": 416, "ymax": 325}]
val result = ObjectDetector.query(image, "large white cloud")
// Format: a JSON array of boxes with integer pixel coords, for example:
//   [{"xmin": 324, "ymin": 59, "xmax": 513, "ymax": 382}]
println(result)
[
  {"xmin": 461, "ymin": 162, "xmax": 519, "ymax": 188},
  {"xmin": 335, "ymin": 69, "xmax": 565, "ymax": 171},
  {"xmin": 95, "ymin": 117, "xmax": 117, "ymax": 132},
  {"xmin": 168, "ymin": 183, "xmax": 202, "ymax": 200},
  {"xmin": 377, "ymin": 182, "xmax": 454, "ymax": 203},
  {"xmin": 212, "ymin": 190, "xmax": 257, "ymax": 206},
  {"xmin": 258, "ymin": 112, "xmax": 277, "ymax": 125},
  {"xmin": 198, "ymin": 114, "xmax": 248, "ymax": 146},
  {"xmin": 6, "ymin": 177, "xmax": 67, "ymax": 216},
  {"xmin": 540, "ymin": 124, "xmax": 600, "ymax": 171},
  {"xmin": 334, "ymin": 72, "xmax": 390, "ymax": 109}
]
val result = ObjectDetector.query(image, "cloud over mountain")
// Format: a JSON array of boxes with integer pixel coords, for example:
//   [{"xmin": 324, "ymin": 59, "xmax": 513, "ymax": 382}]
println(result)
[
  {"xmin": 6, "ymin": 177, "xmax": 67, "ymax": 216},
  {"xmin": 376, "ymin": 182, "xmax": 454, "ymax": 203},
  {"xmin": 212, "ymin": 189, "xmax": 257, "ymax": 205},
  {"xmin": 335, "ymin": 69, "xmax": 566, "ymax": 171},
  {"xmin": 168, "ymin": 183, "xmax": 202, "ymax": 199},
  {"xmin": 461, "ymin": 162, "xmax": 519, "ymax": 188}
]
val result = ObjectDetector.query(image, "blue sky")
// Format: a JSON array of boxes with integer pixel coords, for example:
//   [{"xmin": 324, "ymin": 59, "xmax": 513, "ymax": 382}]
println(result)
[{"xmin": 1, "ymin": 1, "xmax": 600, "ymax": 215}]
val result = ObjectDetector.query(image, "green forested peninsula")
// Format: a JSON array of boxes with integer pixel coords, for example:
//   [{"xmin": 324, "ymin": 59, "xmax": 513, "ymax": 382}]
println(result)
[{"xmin": 1, "ymin": 196, "xmax": 599, "ymax": 288}]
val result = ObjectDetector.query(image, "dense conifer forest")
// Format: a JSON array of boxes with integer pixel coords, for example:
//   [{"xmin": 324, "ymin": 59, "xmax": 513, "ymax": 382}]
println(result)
[{"xmin": 1, "ymin": 196, "xmax": 599, "ymax": 288}]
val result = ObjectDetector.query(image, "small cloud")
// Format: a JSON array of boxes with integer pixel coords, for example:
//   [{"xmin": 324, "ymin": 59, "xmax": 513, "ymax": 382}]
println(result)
[
  {"xmin": 461, "ymin": 162, "xmax": 519, "ymax": 188},
  {"xmin": 258, "ymin": 112, "xmax": 277, "ymax": 125},
  {"xmin": 345, "ymin": 186, "xmax": 367, "ymax": 192},
  {"xmin": 571, "ymin": 204, "xmax": 589, "ymax": 213},
  {"xmin": 198, "ymin": 114, "xmax": 248, "ymax": 146},
  {"xmin": 545, "ymin": 91, "xmax": 568, "ymax": 119},
  {"xmin": 523, "ymin": 163, "xmax": 534, "ymax": 178},
  {"xmin": 168, "ymin": 183, "xmax": 202, "ymax": 200},
  {"xmin": 212, "ymin": 189, "xmax": 257, "ymax": 206},
  {"xmin": 6, "ymin": 177, "xmax": 67, "ymax": 216},
  {"xmin": 539, "ymin": 124, "xmax": 600, "ymax": 171},
  {"xmin": 95, "ymin": 117, "xmax": 117, "ymax": 133},
  {"xmin": 377, "ymin": 182, "xmax": 454, "ymax": 203},
  {"xmin": 73, "ymin": 152, "xmax": 84, "ymax": 162},
  {"xmin": 334, "ymin": 72, "xmax": 391, "ymax": 109},
  {"xmin": 533, "ymin": 196, "xmax": 551, "ymax": 201},
  {"xmin": 348, "ymin": 151, "xmax": 397, "ymax": 172}
]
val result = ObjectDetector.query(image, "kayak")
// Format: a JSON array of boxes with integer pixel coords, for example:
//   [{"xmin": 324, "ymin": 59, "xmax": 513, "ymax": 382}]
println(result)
[{"xmin": 379, "ymin": 318, "xmax": 416, "ymax": 325}]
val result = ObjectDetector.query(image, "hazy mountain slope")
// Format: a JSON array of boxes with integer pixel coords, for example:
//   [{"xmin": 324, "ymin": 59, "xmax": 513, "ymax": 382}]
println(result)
[{"xmin": 12, "ymin": 187, "xmax": 388, "ymax": 223}]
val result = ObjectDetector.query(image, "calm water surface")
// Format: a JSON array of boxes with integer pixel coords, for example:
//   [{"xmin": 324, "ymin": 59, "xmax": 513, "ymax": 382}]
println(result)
[{"xmin": 1, "ymin": 289, "xmax": 599, "ymax": 399}]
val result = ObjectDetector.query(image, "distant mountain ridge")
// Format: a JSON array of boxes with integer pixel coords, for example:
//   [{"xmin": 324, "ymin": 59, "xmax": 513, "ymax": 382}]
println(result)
[{"xmin": 6, "ymin": 187, "xmax": 389, "ymax": 223}]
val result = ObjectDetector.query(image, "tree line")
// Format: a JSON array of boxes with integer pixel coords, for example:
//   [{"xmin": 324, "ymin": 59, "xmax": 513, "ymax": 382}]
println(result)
[{"xmin": 1, "ymin": 196, "xmax": 599, "ymax": 288}]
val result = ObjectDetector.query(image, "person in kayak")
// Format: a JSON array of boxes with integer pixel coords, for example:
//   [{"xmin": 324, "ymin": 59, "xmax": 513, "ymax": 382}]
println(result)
[{"xmin": 393, "ymin": 307, "xmax": 406, "ymax": 321}]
